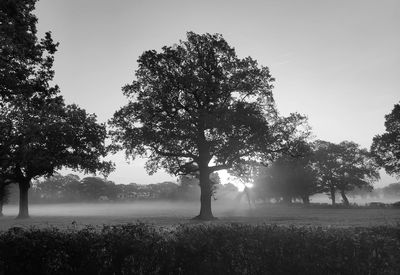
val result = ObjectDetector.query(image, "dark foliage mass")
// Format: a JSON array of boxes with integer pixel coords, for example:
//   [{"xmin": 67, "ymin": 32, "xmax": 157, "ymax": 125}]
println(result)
[
  {"xmin": 0, "ymin": 223, "xmax": 399, "ymax": 275},
  {"xmin": 0, "ymin": 0, "xmax": 58, "ymax": 101},
  {"xmin": 371, "ymin": 102, "xmax": 400, "ymax": 176},
  {"xmin": 312, "ymin": 140, "xmax": 380, "ymax": 205},
  {"xmin": 0, "ymin": 0, "xmax": 112, "ymax": 218}
]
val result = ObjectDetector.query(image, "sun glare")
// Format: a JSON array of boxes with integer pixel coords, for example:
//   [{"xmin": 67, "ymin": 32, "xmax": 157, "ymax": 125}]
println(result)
[{"xmin": 217, "ymin": 170, "xmax": 253, "ymax": 191}]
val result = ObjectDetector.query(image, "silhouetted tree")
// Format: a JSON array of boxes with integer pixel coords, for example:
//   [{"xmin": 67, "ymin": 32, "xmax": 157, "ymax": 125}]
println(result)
[
  {"xmin": 371, "ymin": 102, "xmax": 400, "ymax": 176},
  {"xmin": 254, "ymin": 144, "xmax": 320, "ymax": 204},
  {"xmin": 1, "ymin": 0, "xmax": 61, "ymax": 214},
  {"xmin": 0, "ymin": 1, "xmax": 113, "ymax": 218},
  {"xmin": 313, "ymin": 140, "xmax": 379, "ymax": 205},
  {"xmin": 312, "ymin": 140, "xmax": 342, "ymax": 205},
  {"xmin": 2, "ymin": 102, "xmax": 113, "ymax": 217},
  {"xmin": 334, "ymin": 141, "xmax": 380, "ymax": 205},
  {"xmin": 110, "ymin": 32, "xmax": 307, "ymax": 220}
]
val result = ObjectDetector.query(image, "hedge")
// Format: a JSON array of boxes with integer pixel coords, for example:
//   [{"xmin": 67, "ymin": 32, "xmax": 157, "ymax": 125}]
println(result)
[{"xmin": 0, "ymin": 223, "xmax": 399, "ymax": 274}]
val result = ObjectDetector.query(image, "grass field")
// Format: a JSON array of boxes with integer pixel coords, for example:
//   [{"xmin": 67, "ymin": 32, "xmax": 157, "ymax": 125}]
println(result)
[{"xmin": 1, "ymin": 201, "xmax": 399, "ymax": 230}]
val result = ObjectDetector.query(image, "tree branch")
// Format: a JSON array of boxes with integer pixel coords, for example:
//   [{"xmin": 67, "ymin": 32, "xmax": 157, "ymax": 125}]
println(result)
[{"xmin": 151, "ymin": 146, "xmax": 197, "ymax": 160}]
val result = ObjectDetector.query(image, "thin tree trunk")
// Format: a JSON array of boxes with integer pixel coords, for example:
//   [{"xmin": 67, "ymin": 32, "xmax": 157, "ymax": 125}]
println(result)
[
  {"xmin": 330, "ymin": 187, "xmax": 336, "ymax": 205},
  {"xmin": 302, "ymin": 195, "xmax": 310, "ymax": 205},
  {"xmin": 0, "ymin": 180, "xmax": 5, "ymax": 216},
  {"xmin": 244, "ymin": 187, "xmax": 252, "ymax": 208},
  {"xmin": 340, "ymin": 189, "xmax": 349, "ymax": 206},
  {"xmin": 17, "ymin": 179, "xmax": 30, "ymax": 219}
]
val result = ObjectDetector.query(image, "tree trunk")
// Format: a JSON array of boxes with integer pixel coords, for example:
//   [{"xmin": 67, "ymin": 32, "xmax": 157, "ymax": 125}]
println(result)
[
  {"xmin": 17, "ymin": 179, "xmax": 30, "ymax": 219},
  {"xmin": 195, "ymin": 170, "xmax": 214, "ymax": 220},
  {"xmin": 196, "ymin": 182, "xmax": 214, "ymax": 220},
  {"xmin": 194, "ymin": 155, "xmax": 214, "ymax": 220},
  {"xmin": 340, "ymin": 189, "xmax": 349, "ymax": 206},
  {"xmin": 302, "ymin": 195, "xmax": 310, "ymax": 205},
  {"xmin": 330, "ymin": 187, "xmax": 336, "ymax": 205},
  {"xmin": 0, "ymin": 180, "xmax": 5, "ymax": 216}
]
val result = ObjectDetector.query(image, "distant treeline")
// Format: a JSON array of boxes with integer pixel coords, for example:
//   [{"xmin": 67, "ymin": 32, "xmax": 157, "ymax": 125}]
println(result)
[
  {"xmin": 347, "ymin": 183, "xmax": 400, "ymax": 199},
  {"xmin": 3, "ymin": 172, "xmax": 399, "ymax": 206},
  {"xmin": 4, "ymin": 173, "xmax": 239, "ymax": 204}
]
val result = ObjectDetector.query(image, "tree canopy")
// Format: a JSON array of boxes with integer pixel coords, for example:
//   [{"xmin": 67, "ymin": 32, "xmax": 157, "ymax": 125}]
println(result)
[
  {"xmin": 110, "ymin": 32, "xmax": 308, "ymax": 219},
  {"xmin": 1, "ymin": 100, "xmax": 112, "ymax": 178},
  {"xmin": 371, "ymin": 102, "xmax": 400, "ymax": 176},
  {"xmin": 0, "ymin": 0, "xmax": 59, "ymax": 102},
  {"xmin": 313, "ymin": 140, "xmax": 379, "ymax": 205}
]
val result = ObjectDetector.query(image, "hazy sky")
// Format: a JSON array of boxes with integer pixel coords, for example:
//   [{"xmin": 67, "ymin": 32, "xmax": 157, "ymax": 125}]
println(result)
[{"xmin": 34, "ymin": 0, "xmax": 399, "ymax": 187}]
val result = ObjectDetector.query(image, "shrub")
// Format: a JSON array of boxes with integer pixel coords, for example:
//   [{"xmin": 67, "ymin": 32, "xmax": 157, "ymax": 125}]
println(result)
[{"xmin": 0, "ymin": 223, "xmax": 399, "ymax": 274}]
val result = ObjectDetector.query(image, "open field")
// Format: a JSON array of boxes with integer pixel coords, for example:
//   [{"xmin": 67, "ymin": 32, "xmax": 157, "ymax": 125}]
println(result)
[{"xmin": 1, "ymin": 201, "xmax": 399, "ymax": 230}]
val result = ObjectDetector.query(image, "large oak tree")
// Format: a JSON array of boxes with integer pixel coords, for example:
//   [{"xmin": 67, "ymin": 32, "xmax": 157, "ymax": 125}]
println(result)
[{"xmin": 110, "ymin": 32, "xmax": 307, "ymax": 219}]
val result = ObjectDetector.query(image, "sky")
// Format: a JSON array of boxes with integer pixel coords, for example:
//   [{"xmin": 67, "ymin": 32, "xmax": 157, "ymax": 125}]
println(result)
[{"xmin": 34, "ymin": 0, "xmax": 400, "ymax": 187}]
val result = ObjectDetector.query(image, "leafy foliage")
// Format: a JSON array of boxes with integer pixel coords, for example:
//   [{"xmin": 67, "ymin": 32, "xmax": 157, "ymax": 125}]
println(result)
[
  {"xmin": 371, "ymin": 102, "xmax": 400, "ymax": 176},
  {"xmin": 1, "ymin": 102, "xmax": 112, "ymax": 180},
  {"xmin": 0, "ymin": 0, "xmax": 59, "ymax": 102},
  {"xmin": 313, "ymin": 140, "xmax": 379, "ymax": 205},
  {"xmin": 333, "ymin": 141, "xmax": 380, "ymax": 191},
  {"xmin": 0, "ymin": 223, "xmax": 399, "ymax": 274}
]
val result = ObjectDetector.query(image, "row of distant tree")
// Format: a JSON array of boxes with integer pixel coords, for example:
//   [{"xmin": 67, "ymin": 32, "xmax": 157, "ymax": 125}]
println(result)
[
  {"xmin": 348, "ymin": 183, "xmax": 400, "ymax": 199},
  {"xmin": 245, "ymin": 140, "xmax": 380, "ymax": 205},
  {"xmin": 1, "ymin": 173, "xmax": 239, "ymax": 206},
  {"xmin": 2, "ymin": 169, "xmax": 398, "ymax": 210}
]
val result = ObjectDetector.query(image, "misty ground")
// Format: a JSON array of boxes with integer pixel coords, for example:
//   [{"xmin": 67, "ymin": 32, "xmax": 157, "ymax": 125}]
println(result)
[{"xmin": 1, "ymin": 199, "xmax": 399, "ymax": 230}]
